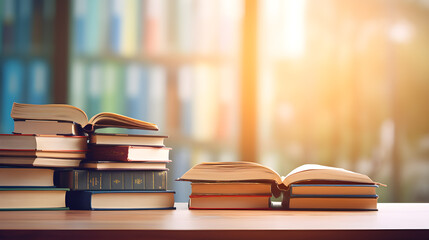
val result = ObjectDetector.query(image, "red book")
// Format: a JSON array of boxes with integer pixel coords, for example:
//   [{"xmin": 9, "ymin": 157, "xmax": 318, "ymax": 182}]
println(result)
[
  {"xmin": 87, "ymin": 145, "xmax": 170, "ymax": 162},
  {"xmin": 188, "ymin": 194, "xmax": 272, "ymax": 210}
]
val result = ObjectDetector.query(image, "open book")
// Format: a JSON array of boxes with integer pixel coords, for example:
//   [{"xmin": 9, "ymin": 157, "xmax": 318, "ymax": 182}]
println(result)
[
  {"xmin": 177, "ymin": 162, "xmax": 384, "ymax": 190},
  {"xmin": 11, "ymin": 103, "xmax": 158, "ymax": 133}
]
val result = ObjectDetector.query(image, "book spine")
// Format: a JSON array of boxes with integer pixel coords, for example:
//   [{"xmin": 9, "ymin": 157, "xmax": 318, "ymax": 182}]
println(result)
[{"xmin": 55, "ymin": 170, "xmax": 167, "ymax": 191}]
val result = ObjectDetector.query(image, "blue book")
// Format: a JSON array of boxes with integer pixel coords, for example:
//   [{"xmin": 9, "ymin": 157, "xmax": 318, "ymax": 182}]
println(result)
[
  {"xmin": 28, "ymin": 59, "xmax": 50, "ymax": 104},
  {"xmin": 1, "ymin": 60, "xmax": 24, "ymax": 133},
  {"xmin": 16, "ymin": 0, "xmax": 32, "ymax": 53},
  {"xmin": 66, "ymin": 190, "xmax": 176, "ymax": 210},
  {"xmin": 177, "ymin": 66, "xmax": 193, "ymax": 137}
]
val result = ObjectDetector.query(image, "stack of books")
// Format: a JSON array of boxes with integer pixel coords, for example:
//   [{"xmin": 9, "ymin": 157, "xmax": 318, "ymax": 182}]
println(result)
[
  {"xmin": 5, "ymin": 102, "xmax": 175, "ymax": 210},
  {"xmin": 178, "ymin": 162, "xmax": 385, "ymax": 210},
  {"xmin": 58, "ymin": 133, "xmax": 175, "ymax": 210},
  {"xmin": 0, "ymin": 103, "xmax": 91, "ymax": 210}
]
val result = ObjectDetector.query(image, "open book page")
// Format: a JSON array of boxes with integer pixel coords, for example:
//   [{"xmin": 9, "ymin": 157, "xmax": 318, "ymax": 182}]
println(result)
[
  {"xmin": 87, "ymin": 112, "xmax": 158, "ymax": 132},
  {"xmin": 11, "ymin": 103, "xmax": 158, "ymax": 132},
  {"xmin": 282, "ymin": 164, "xmax": 377, "ymax": 187},
  {"xmin": 178, "ymin": 162, "xmax": 283, "ymax": 184},
  {"xmin": 11, "ymin": 103, "xmax": 88, "ymax": 127}
]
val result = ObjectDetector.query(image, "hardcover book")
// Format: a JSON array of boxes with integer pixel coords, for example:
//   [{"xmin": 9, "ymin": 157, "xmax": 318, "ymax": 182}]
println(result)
[
  {"xmin": 87, "ymin": 144, "xmax": 170, "ymax": 162},
  {"xmin": 0, "ymin": 156, "xmax": 82, "ymax": 168},
  {"xmin": 89, "ymin": 133, "xmax": 167, "ymax": 146},
  {"xmin": 66, "ymin": 190, "xmax": 175, "ymax": 210},
  {"xmin": 0, "ymin": 187, "xmax": 69, "ymax": 210},
  {"xmin": 188, "ymin": 194, "xmax": 271, "ymax": 210},
  {"xmin": 0, "ymin": 134, "xmax": 87, "ymax": 152},
  {"xmin": 79, "ymin": 161, "xmax": 169, "ymax": 170},
  {"xmin": 0, "ymin": 167, "xmax": 54, "ymax": 187},
  {"xmin": 11, "ymin": 102, "xmax": 158, "ymax": 133},
  {"xmin": 13, "ymin": 120, "xmax": 83, "ymax": 136},
  {"xmin": 55, "ymin": 169, "xmax": 167, "ymax": 191}
]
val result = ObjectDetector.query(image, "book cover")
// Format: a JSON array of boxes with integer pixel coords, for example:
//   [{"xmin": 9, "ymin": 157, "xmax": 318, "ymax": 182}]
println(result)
[{"xmin": 54, "ymin": 169, "xmax": 168, "ymax": 191}]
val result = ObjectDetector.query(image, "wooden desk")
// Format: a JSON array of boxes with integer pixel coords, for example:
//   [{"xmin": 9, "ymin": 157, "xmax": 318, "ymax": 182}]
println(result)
[{"xmin": 0, "ymin": 203, "xmax": 428, "ymax": 240}]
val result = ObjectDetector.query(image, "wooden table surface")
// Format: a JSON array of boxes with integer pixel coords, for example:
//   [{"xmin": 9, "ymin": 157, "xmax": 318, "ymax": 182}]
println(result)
[{"xmin": 0, "ymin": 203, "xmax": 428, "ymax": 240}]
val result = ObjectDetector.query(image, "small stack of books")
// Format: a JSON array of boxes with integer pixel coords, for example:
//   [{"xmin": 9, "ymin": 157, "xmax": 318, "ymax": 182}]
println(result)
[
  {"xmin": 178, "ymin": 162, "xmax": 385, "ymax": 210},
  {"xmin": 0, "ymin": 103, "xmax": 91, "ymax": 210},
  {"xmin": 58, "ymin": 133, "xmax": 175, "ymax": 210}
]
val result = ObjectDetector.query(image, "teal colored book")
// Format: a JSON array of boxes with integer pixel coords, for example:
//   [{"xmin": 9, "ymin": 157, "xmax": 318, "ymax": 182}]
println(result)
[
  {"xmin": 0, "ymin": 187, "xmax": 69, "ymax": 210},
  {"xmin": 54, "ymin": 169, "xmax": 168, "ymax": 191},
  {"xmin": 67, "ymin": 190, "xmax": 175, "ymax": 210}
]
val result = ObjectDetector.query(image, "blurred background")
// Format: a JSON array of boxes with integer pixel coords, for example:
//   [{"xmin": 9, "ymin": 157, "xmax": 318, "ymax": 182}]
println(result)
[{"xmin": 1, "ymin": 0, "xmax": 429, "ymax": 203}]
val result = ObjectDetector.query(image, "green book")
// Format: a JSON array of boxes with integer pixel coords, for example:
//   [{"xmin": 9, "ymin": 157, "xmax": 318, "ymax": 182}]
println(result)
[
  {"xmin": 54, "ymin": 169, "xmax": 168, "ymax": 191},
  {"xmin": 0, "ymin": 187, "xmax": 69, "ymax": 210}
]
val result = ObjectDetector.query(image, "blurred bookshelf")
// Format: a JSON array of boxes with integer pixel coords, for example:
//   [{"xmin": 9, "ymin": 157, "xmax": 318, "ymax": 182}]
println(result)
[
  {"xmin": 67, "ymin": 0, "xmax": 243, "ymax": 202},
  {"xmin": 0, "ymin": 0, "xmax": 56, "ymax": 133}
]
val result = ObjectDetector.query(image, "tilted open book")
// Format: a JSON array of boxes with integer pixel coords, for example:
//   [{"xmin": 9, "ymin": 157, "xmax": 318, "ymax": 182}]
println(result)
[
  {"xmin": 11, "ymin": 103, "xmax": 158, "ymax": 133},
  {"xmin": 178, "ymin": 162, "xmax": 385, "ymax": 190}
]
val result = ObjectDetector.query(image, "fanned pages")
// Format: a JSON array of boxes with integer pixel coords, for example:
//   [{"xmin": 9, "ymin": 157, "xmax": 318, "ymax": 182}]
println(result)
[
  {"xmin": 11, "ymin": 103, "xmax": 158, "ymax": 132},
  {"xmin": 178, "ymin": 162, "xmax": 382, "ymax": 188}
]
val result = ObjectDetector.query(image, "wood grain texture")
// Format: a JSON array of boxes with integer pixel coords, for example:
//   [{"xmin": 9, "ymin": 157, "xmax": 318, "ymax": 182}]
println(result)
[{"xmin": 0, "ymin": 203, "xmax": 428, "ymax": 240}]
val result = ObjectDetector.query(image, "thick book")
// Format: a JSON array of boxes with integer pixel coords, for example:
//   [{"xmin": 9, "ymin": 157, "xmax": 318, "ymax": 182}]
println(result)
[
  {"xmin": 284, "ymin": 195, "xmax": 379, "ymax": 210},
  {"xmin": 0, "ymin": 187, "xmax": 69, "ymax": 210},
  {"xmin": 178, "ymin": 162, "xmax": 385, "ymax": 191},
  {"xmin": 66, "ymin": 190, "xmax": 175, "ymax": 210},
  {"xmin": 188, "ymin": 195, "xmax": 272, "ymax": 210},
  {"xmin": 89, "ymin": 133, "xmax": 167, "ymax": 146},
  {"xmin": 0, "ymin": 167, "xmax": 54, "ymax": 187},
  {"xmin": 191, "ymin": 182, "xmax": 272, "ymax": 195},
  {"xmin": 0, "ymin": 150, "xmax": 86, "ymax": 159},
  {"xmin": 0, "ymin": 156, "xmax": 82, "ymax": 168},
  {"xmin": 11, "ymin": 102, "xmax": 159, "ymax": 133},
  {"xmin": 55, "ymin": 169, "xmax": 167, "ymax": 190},
  {"xmin": 87, "ymin": 145, "xmax": 171, "ymax": 162},
  {"xmin": 79, "ymin": 161, "xmax": 169, "ymax": 170},
  {"xmin": 0, "ymin": 134, "xmax": 88, "ymax": 152},
  {"xmin": 13, "ymin": 120, "xmax": 83, "ymax": 135}
]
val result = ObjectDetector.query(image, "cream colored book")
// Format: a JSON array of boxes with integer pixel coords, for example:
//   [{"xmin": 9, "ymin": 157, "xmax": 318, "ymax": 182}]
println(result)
[
  {"xmin": 11, "ymin": 102, "xmax": 158, "ymax": 132},
  {"xmin": 178, "ymin": 162, "xmax": 384, "ymax": 189}
]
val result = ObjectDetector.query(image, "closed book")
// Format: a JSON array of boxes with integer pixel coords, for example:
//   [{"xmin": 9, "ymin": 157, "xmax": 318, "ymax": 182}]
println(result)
[
  {"xmin": 54, "ymin": 169, "xmax": 167, "ymax": 191},
  {"xmin": 0, "ymin": 167, "xmax": 54, "ymax": 187},
  {"xmin": 0, "ymin": 134, "xmax": 88, "ymax": 152},
  {"xmin": 0, "ymin": 149, "xmax": 86, "ymax": 159},
  {"xmin": 191, "ymin": 182, "xmax": 272, "ymax": 195},
  {"xmin": 88, "ymin": 145, "xmax": 170, "ymax": 162},
  {"xmin": 0, "ymin": 156, "xmax": 82, "ymax": 168},
  {"xmin": 0, "ymin": 187, "xmax": 69, "ymax": 210},
  {"xmin": 89, "ymin": 133, "xmax": 167, "ymax": 146},
  {"xmin": 13, "ymin": 120, "xmax": 84, "ymax": 136},
  {"xmin": 80, "ymin": 161, "xmax": 169, "ymax": 170},
  {"xmin": 66, "ymin": 190, "xmax": 175, "ymax": 210},
  {"xmin": 284, "ymin": 196, "xmax": 379, "ymax": 211},
  {"xmin": 290, "ymin": 184, "xmax": 378, "ymax": 196},
  {"xmin": 189, "ymin": 194, "xmax": 272, "ymax": 210}
]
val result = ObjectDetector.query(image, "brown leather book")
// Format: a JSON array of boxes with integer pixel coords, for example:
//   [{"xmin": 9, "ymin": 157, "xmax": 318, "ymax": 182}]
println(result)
[{"xmin": 87, "ymin": 144, "xmax": 171, "ymax": 162}]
